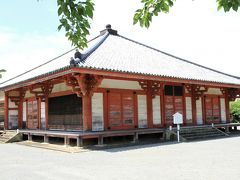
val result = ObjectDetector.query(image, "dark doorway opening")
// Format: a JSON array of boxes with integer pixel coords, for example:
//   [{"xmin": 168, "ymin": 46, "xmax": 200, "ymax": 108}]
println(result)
[{"xmin": 48, "ymin": 94, "xmax": 83, "ymax": 130}]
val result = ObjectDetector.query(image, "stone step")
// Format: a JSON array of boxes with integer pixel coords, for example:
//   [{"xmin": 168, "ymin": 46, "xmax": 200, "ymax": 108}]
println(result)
[
  {"xmin": 180, "ymin": 128, "xmax": 215, "ymax": 133},
  {"xmin": 185, "ymin": 133, "xmax": 226, "ymax": 141},
  {"xmin": 181, "ymin": 132, "xmax": 222, "ymax": 138},
  {"xmin": 177, "ymin": 127, "xmax": 226, "ymax": 141},
  {"xmin": 0, "ymin": 131, "xmax": 19, "ymax": 143},
  {"xmin": 182, "ymin": 133, "xmax": 224, "ymax": 139},
  {"xmin": 180, "ymin": 130, "xmax": 222, "ymax": 136}
]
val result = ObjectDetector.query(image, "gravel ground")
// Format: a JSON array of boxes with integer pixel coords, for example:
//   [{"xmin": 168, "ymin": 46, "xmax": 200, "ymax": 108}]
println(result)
[{"xmin": 0, "ymin": 137, "xmax": 240, "ymax": 180}]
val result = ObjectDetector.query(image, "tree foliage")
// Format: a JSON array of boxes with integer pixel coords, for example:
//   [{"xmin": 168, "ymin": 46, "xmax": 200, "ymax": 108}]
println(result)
[
  {"xmin": 230, "ymin": 100, "xmax": 240, "ymax": 122},
  {"xmin": 57, "ymin": 0, "xmax": 240, "ymax": 49},
  {"xmin": 57, "ymin": 0, "xmax": 94, "ymax": 49}
]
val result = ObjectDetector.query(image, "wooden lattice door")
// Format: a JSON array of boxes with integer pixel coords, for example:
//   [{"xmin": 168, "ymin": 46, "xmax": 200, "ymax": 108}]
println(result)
[
  {"xmin": 205, "ymin": 96, "xmax": 220, "ymax": 124},
  {"xmin": 108, "ymin": 92, "xmax": 135, "ymax": 130}
]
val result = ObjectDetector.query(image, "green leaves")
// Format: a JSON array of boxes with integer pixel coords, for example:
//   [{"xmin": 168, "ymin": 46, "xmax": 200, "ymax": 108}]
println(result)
[
  {"xmin": 230, "ymin": 100, "xmax": 240, "ymax": 122},
  {"xmin": 57, "ymin": 0, "xmax": 94, "ymax": 49},
  {"xmin": 133, "ymin": 0, "xmax": 175, "ymax": 28},
  {"xmin": 217, "ymin": 0, "xmax": 240, "ymax": 12}
]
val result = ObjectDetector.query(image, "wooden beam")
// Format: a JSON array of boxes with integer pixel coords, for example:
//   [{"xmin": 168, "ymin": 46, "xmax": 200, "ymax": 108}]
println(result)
[{"xmin": 3, "ymin": 67, "xmax": 240, "ymax": 92}]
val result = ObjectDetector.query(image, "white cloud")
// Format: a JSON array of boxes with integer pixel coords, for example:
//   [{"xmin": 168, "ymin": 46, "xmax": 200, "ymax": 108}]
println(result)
[{"xmin": 0, "ymin": 28, "xmax": 72, "ymax": 84}]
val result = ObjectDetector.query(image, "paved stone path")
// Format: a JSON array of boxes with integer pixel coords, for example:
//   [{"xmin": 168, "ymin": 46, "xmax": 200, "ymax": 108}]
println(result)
[{"xmin": 0, "ymin": 137, "xmax": 240, "ymax": 180}]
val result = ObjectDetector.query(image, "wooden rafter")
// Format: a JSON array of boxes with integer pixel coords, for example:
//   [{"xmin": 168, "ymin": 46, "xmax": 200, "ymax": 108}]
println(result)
[
  {"xmin": 29, "ymin": 81, "xmax": 53, "ymax": 101},
  {"xmin": 65, "ymin": 74, "xmax": 103, "ymax": 97},
  {"xmin": 226, "ymin": 88, "xmax": 239, "ymax": 101},
  {"xmin": 8, "ymin": 88, "xmax": 26, "ymax": 106},
  {"xmin": 185, "ymin": 84, "xmax": 208, "ymax": 100},
  {"xmin": 138, "ymin": 80, "xmax": 161, "ymax": 98},
  {"xmin": 65, "ymin": 75, "xmax": 81, "ymax": 96}
]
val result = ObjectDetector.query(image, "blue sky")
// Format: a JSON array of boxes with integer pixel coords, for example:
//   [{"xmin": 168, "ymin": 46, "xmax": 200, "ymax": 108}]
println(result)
[
  {"xmin": 0, "ymin": 0, "xmax": 240, "ymax": 84},
  {"xmin": 0, "ymin": 1, "xmax": 59, "ymax": 34}
]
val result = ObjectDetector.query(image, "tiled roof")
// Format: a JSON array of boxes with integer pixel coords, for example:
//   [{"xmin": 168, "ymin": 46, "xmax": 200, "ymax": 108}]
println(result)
[
  {"xmin": 80, "ymin": 32, "xmax": 240, "ymax": 85},
  {"xmin": 1, "ymin": 27, "xmax": 240, "ymax": 90}
]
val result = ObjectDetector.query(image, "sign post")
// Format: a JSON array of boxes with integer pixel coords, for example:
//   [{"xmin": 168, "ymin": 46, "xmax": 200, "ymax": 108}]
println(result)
[{"xmin": 173, "ymin": 112, "xmax": 183, "ymax": 143}]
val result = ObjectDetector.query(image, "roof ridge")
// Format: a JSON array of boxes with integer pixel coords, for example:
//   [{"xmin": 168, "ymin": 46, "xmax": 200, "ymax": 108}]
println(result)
[
  {"xmin": 117, "ymin": 34, "xmax": 240, "ymax": 80},
  {"xmin": 81, "ymin": 32, "xmax": 109, "ymax": 62}
]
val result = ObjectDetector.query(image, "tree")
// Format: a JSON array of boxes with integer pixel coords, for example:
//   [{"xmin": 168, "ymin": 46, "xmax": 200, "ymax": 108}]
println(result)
[
  {"xmin": 230, "ymin": 100, "xmax": 240, "ymax": 123},
  {"xmin": 57, "ymin": 0, "xmax": 240, "ymax": 49},
  {"xmin": 0, "ymin": 69, "xmax": 6, "ymax": 79}
]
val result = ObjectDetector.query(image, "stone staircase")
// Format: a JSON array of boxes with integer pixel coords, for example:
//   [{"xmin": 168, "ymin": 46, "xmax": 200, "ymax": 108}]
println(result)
[
  {"xmin": 178, "ymin": 126, "xmax": 228, "ymax": 141},
  {"xmin": 0, "ymin": 130, "xmax": 22, "ymax": 143}
]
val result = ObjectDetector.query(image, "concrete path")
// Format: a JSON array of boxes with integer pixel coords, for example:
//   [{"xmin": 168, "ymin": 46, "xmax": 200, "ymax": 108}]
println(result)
[{"xmin": 0, "ymin": 137, "xmax": 240, "ymax": 180}]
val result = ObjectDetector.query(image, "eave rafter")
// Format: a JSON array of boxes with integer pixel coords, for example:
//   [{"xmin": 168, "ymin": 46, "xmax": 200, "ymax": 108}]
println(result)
[
  {"xmin": 65, "ymin": 73, "xmax": 103, "ymax": 97},
  {"xmin": 185, "ymin": 84, "xmax": 208, "ymax": 100},
  {"xmin": 221, "ymin": 88, "xmax": 240, "ymax": 101},
  {"xmin": 7, "ymin": 88, "xmax": 26, "ymax": 106},
  {"xmin": 29, "ymin": 81, "xmax": 54, "ymax": 101},
  {"xmin": 138, "ymin": 80, "xmax": 162, "ymax": 98}
]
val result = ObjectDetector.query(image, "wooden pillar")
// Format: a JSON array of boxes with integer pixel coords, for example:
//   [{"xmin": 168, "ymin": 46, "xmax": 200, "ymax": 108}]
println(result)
[
  {"xmin": 133, "ymin": 93, "xmax": 138, "ymax": 128},
  {"xmin": 64, "ymin": 136, "xmax": 69, "ymax": 146},
  {"xmin": 28, "ymin": 133, "xmax": 32, "ymax": 141},
  {"xmin": 4, "ymin": 93, "xmax": 9, "ymax": 130},
  {"xmin": 225, "ymin": 95, "xmax": 230, "ymax": 123},
  {"xmin": 103, "ymin": 91, "xmax": 108, "ymax": 130},
  {"xmin": 161, "ymin": 84, "xmax": 166, "ymax": 127},
  {"xmin": 18, "ymin": 98, "xmax": 23, "ymax": 129},
  {"xmin": 37, "ymin": 98, "xmax": 41, "ymax": 129},
  {"xmin": 202, "ymin": 95, "xmax": 206, "ymax": 125},
  {"xmin": 44, "ymin": 135, "xmax": 49, "ymax": 143},
  {"xmin": 182, "ymin": 84, "xmax": 187, "ymax": 125},
  {"xmin": 45, "ymin": 97, "xmax": 49, "ymax": 129},
  {"xmin": 147, "ymin": 91, "xmax": 153, "ymax": 128},
  {"xmin": 76, "ymin": 136, "xmax": 83, "ymax": 147},
  {"xmin": 26, "ymin": 100, "xmax": 28, "ymax": 129},
  {"xmin": 82, "ymin": 94, "xmax": 92, "ymax": 131},
  {"xmin": 98, "ymin": 135, "xmax": 103, "ymax": 145},
  {"xmin": 192, "ymin": 95, "xmax": 197, "ymax": 125}
]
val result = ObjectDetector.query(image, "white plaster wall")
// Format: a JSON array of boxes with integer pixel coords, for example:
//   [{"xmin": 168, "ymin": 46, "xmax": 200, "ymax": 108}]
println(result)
[
  {"xmin": 41, "ymin": 102, "xmax": 46, "ymax": 129},
  {"xmin": 185, "ymin": 97, "xmax": 192, "ymax": 122},
  {"xmin": 9, "ymin": 99, "xmax": 17, "ymax": 108},
  {"xmin": 138, "ymin": 95, "xmax": 147, "ymax": 128},
  {"xmin": 52, "ymin": 83, "xmax": 71, "ymax": 93},
  {"xmin": 100, "ymin": 79, "xmax": 142, "ymax": 90},
  {"xmin": 196, "ymin": 98, "xmax": 203, "ymax": 124},
  {"xmin": 220, "ymin": 98, "xmax": 226, "ymax": 123},
  {"xmin": 92, "ymin": 93, "xmax": 104, "ymax": 131},
  {"xmin": 23, "ymin": 102, "xmax": 27, "ymax": 122},
  {"xmin": 206, "ymin": 88, "xmax": 222, "ymax": 95},
  {"xmin": 0, "ymin": 91, "xmax": 4, "ymax": 101},
  {"xmin": 152, "ymin": 95, "xmax": 161, "ymax": 125}
]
